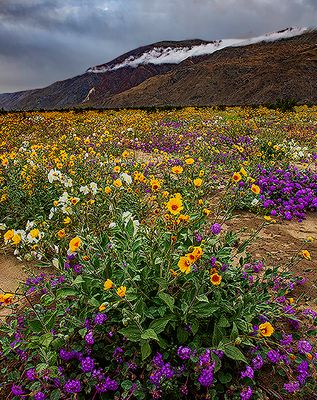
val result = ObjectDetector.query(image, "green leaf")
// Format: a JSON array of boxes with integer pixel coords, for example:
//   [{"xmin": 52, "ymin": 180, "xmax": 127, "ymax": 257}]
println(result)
[
  {"xmin": 141, "ymin": 329, "xmax": 159, "ymax": 341},
  {"xmin": 196, "ymin": 294, "xmax": 209, "ymax": 303},
  {"xmin": 72, "ymin": 275, "xmax": 84, "ymax": 285},
  {"xmin": 141, "ymin": 341, "xmax": 152, "ymax": 360},
  {"xmin": 119, "ymin": 326, "xmax": 141, "ymax": 342},
  {"xmin": 177, "ymin": 327, "xmax": 189, "ymax": 343},
  {"xmin": 218, "ymin": 371, "xmax": 232, "ymax": 384},
  {"xmin": 149, "ymin": 317, "xmax": 171, "ymax": 334},
  {"xmin": 223, "ymin": 345, "xmax": 247, "ymax": 363},
  {"xmin": 56, "ymin": 288, "xmax": 78, "ymax": 298},
  {"xmin": 50, "ymin": 389, "xmax": 61, "ymax": 400},
  {"xmin": 158, "ymin": 292, "xmax": 174, "ymax": 311},
  {"xmin": 88, "ymin": 297, "xmax": 100, "ymax": 307},
  {"xmin": 192, "ymin": 303, "xmax": 218, "ymax": 317},
  {"xmin": 218, "ymin": 315, "xmax": 230, "ymax": 328},
  {"xmin": 28, "ymin": 319, "xmax": 43, "ymax": 333},
  {"xmin": 230, "ymin": 322, "xmax": 239, "ymax": 340},
  {"xmin": 41, "ymin": 333, "xmax": 53, "ymax": 348},
  {"xmin": 121, "ymin": 380, "xmax": 133, "ymax": 391}
]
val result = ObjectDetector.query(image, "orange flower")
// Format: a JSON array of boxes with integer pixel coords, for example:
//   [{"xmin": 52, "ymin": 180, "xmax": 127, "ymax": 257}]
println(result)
[
  {"xmin": 178, "ymin": 256, "xmax": 191, "ymax": 274},
  {"xmin": 210, "ymin": 273, "xmax": 222, "ymax": 286},
  {"xmin": 251, "ymin": 184, "xmax": 261, "ymax": 195},
  {"xmin": 232, "ymin": 172, "xmax": 242, "ymax": 183},
  {"xmin": 117, "ymin": 286, "xmax": 127, "ymax": 298},
  {"xmin": 4, "ymin": 229, "xmax": 14, "ymax": 241},
  {"xmin": 166, "ymin": 194, "xmax": 183, "ymax": 215},
  {"xmin": 171, "ymin": 165, "xmax": 183, "ymax": 174},
  {"xmin": 194, "ymin": 178, "xmax": 203, "ymax": 187},
  {"xmin": 258, "ymin": 322, "xmax": 274, "ymax": 337},
  {"xmin": 300, "ymin": 250, "xmax": 311, "ymax": 260},
  {"xmin": 104, "ymin": 279, "xmax": 114, "ymax": 290},
  {"xmin": 192, "ymin": 246, "xmax": 203, "ymax": 259},
  {"xmin": 0, "ymin": 293, "xmax": 14, "ymax": 305},
  {"xmin": 57, "ymin": 229, "xmax": 66, "ymax": 239},
  {"xmin": 69, "ymin": 236, "xmax": 81, "ymax": 252}
]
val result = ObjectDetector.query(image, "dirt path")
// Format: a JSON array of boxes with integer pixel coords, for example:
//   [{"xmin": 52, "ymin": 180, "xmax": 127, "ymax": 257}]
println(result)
[
  {"xmin": 0, "ymin": 254, "xmax": 28, "ymax": 293},
  {"xmin": 225, "ymin": 211, "xmax": 317, "ymax": 304}
]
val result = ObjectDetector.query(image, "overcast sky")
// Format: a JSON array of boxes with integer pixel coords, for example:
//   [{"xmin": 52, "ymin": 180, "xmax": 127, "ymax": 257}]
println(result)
[{"xmin": 0, "ymin": 0, "xmax": 316, "ymax": 93}]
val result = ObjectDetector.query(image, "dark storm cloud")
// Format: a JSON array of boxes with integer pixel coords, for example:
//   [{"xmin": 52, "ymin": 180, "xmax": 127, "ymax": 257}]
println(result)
[{"xmin": 0, "ymin": 0, "xmax": 316, "ymax": 93}]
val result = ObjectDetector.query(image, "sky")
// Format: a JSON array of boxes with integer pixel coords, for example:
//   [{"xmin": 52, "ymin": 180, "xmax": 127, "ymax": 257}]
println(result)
[{"xmin": 0, "ymin": 0, "xmax": 316, "ymax": 93}]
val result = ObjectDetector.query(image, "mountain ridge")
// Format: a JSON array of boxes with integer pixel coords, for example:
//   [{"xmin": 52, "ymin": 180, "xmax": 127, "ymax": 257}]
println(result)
[{"xmin": 1, "ymin": 27, "xmax": 316, "ymax": 110}]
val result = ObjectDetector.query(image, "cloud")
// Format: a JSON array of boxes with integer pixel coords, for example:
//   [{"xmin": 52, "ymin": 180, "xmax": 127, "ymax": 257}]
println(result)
[{"xmin": 0, "ymin": 0, "xmax": 316, "ymax": 92}]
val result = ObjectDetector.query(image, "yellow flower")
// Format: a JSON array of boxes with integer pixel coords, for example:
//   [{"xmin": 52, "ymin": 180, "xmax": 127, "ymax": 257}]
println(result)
[
  {"xmin": 4, "ymin": 229, "xmax": 14, "ymax": 241},
  {"xmin": 12, "ymin": 234, "xmax": 22, "ymax": 245},
  {"xmin": 232, "ymin": 172, "xmax": 242, "ymax": 183},
  {"xmin": 63, "ymin": 216, "xmax": 71, "ymax": 224},
  {"xmin": 104, "ymin": 186, "xmax": 111, "ymax": 194},
  {"xmin": 117, "ymin": 286, "xmax": 127, "ymax": 297},
  {"xmin": 300, "ymin": 250, "xmax": 311, "ymax": 260},
  {"xmin": 251, "ymin": 184, "xmax": 261, "ymax": 195},
  {"xmin": 264, "ymin": 216, "xmax": 272, "ymax": 222},
  {"xmin": 178, "ymin": 256, "xmax": 191, "ymax": 274},
  {"xmin": 122, "ymin": 150, "xmax": 129, "ymax": 158},
  {"xmin": 194, "ymin": 178, "xmax": 203, "ymax": 187},
  {"xmin": 210, "ymin": 273, "xmax": 222, "ymax": 286},
  {"xmin": 178, "ymin": 214, "xmax": 190, "ymax": 222},
  {"xmin": 203, "ymin": 208, "xmax": 211, "ymax": 215},
  {"xmin": 258, "ymin": 322, "xmax": 274, "ymax": 337},
  {"xmin": 0, "ymin": 293, "xmax": 14, "ymax": 305},
  {"xmin": 151, "ymin": 179, "xmax": 161, "ymax": 191},
  {"xmin": 104, "ymin": 279, "xmax": 114, "ymax": 290},
  {"xmin": 166, "ymin": 195, "xmax": 183, "ymax": 215},
  {"xmin": 199, "ymin": 170, "xmax": 204, "ymax": 177},
  {"xmin": 113, "ymin": 166, "xmax": 121, "ymax": 173},
  {"xmin": 192, "ymin": 246, "xmax": 203, "ymax": 259},
  {"xmin": 70, "ymin": 197, "xmax": 79, "ymax": 205},
  {"xmin": 306, "ymin": 236, "xmax": 314, "ymax": 243},
  {"xmin": 240, "ymin": 167, "xmax": 247, "ymax": 177},
  {"xmin": 57, "ymin": 229, "xmax": 66, "ymax": 239},
  {"xmin": 99, "ymin": 304, "xmax": 106, "ymax": 311},
  {"xmin": 185, "ymin": 158, "xmax": 194, "ymax": 165},
  {"xmin": 113, "ymin": 179, "xmax": 122, "ymax": 188},
  {"xmin": 29, "ymin": 228, "xmax": 40, "ymax": 238},
  {"xmin": 69, "ymin": 236, "xmax": 81, "ymax": 252},
  {"xmin": 171, "ymin": 165, "xmax": 183, "ymax": 174}
]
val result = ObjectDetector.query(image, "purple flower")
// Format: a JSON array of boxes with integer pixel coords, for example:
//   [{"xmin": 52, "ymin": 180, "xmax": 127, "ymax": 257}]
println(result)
[
  {"xmin": 267, "ymin": 350, "xmax": 280, "ymax": 364},
  {"xmin": 199, "ymin": 349, "xmax": 211, "ymax": 366},
  {"xmin": 81, "ymin": 356, "xmax": 95, "ymax": 373},
  {"xmin": 34, "ymin": 392, "xmax": 46, "ymax": 400},
  {"xmin": 240, "ymin": 365, "xmax": 254, "ymax": 379},
  {"xmin": 198, "ymin": 365, "xmax": 214, "ymax": 387},
  {"xmin": 26, "ymin": 368, "xmax": 36, "ymax": 380},
  {"xmin": 251, "ymin": 354, "xmax": 263, "ymax": 370},
  {"xmin": 161, "ymin": 363, "xmax": 174, "ymax": 379},
  {"xmin": 11, "ymin": 384, "xmax": 25, "ymax": 396},
  {"xmin": 64, "ymin": 379, "xmax": 81, "ymax": 393},
  {"xmin": 240, "ymin": 386, "xmax": 253, "ymax": 400},
  {"xmin": 280, "ymin": 334, "xmax": 293, "ymax": 346},
  {"xmin": 284, "ymin": 381, "xmax": 300, "ymax": 393},
  {"xmin": 211, "ymin": 223, "xmax": 222, "ymax": 235},
  {"xmin": 298, "ymin": 340, "xmax": 312, "ymax": 354},
  {"xmin": 153, "ymin": 353, "xmax": 164, "ymax": 367},
  {"xmin": 94, "ymin": 313, "xmax": 108, "ymax": 325},
  {"xmin": 85, "ymin": 331, "xmax": 94, "ymax": 345},
  {"xmin": 177, "ymin": 346, "xmax": 192, "ymax": 360}
]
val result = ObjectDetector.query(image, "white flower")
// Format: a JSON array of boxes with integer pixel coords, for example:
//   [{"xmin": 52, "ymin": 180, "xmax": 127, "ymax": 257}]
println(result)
[
  {"xmin": 251, "ymin": 198, "xmax": 259, "ymax": 206},
  {"xmin": 109, "ymin": 222, "xmax": 116, "ymax": 228},
  {"xmin": 80, "ymin": 185, "xmax": 90, "ymax": 195},
  {"xmin": 0, "ymin": 223, "xmax": 7, "ymax": 230},
  {"xmin": 90, "ymin": 182, "xmax": 98, "ymax": 195},
  {"xmin": 48, "ymin": 169, "xmax": 62, "ymax": 183},
  {"xmin": 120, "ymin": 173, "xmax": 132, "ymax": 185}
]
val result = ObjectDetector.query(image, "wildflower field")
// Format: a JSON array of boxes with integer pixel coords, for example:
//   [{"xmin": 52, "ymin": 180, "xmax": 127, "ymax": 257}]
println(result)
[{"xmin": 0, "ymin": 106, "xmax": 316, "ymax": 399}]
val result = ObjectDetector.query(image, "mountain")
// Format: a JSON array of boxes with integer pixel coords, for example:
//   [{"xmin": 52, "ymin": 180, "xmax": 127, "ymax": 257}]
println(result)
[{"xmin": 1, "ymin": 27, "xmax": 317, "ymax": 110}]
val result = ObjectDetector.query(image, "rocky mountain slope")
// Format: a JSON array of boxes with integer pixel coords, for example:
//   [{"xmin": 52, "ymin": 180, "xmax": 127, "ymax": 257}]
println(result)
[{"xmin": 0, "ymin": 28, "xmax": 316, "ymax": 110}]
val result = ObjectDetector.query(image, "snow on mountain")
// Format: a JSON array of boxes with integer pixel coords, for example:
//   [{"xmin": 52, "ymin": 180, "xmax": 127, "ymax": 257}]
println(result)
[{"xmin": 87, "ymin": 27, "xmax": 308, "ymax": 73}]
